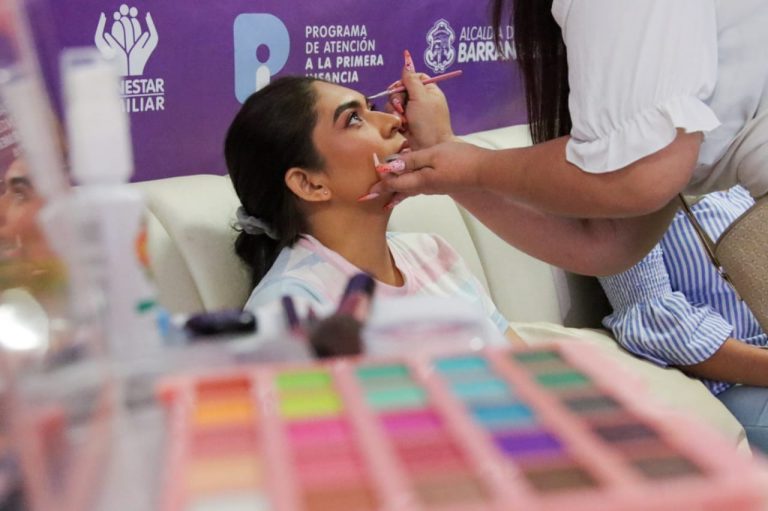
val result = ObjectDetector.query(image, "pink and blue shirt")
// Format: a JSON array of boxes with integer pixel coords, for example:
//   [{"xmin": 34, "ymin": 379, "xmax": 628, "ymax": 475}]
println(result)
[{"xmin": 244, "ymin": 232, "xmax": 508, "ymax": 334}]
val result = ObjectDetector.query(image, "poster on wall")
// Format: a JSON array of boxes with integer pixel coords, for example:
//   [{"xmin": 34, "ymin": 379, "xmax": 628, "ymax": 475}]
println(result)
[{"xmin": 31, "ymin": 0, "xmax": 526, "ymax": 181}]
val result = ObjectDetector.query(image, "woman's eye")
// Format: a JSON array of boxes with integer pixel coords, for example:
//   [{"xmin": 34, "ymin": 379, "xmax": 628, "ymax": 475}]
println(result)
[{"xmin": 346, "ymin": 111, "xmax": 363, "ymax": 127}]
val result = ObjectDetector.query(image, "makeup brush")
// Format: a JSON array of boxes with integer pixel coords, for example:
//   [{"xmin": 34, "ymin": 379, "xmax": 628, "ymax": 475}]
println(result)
[
  {"xmin": 366, "ymin": 70, "xmax": 463, "ymax": 100},
  {"xmin": 308, "ymin": 315, "xmax": 364, "ymax": 358},
  {"xmin": 308, "ymin": 273, "xmax": 375, "ymax": 359}
]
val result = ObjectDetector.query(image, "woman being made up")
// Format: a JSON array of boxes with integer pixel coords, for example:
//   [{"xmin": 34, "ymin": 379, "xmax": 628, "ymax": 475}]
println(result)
[{"xmin": 225, "ymin": 75, "xmax": 520, "ymax": 343}]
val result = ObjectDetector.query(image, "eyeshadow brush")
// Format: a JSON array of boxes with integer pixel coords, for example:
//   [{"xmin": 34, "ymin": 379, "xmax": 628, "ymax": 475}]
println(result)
[
  {"xmin": 366, "ymin": 70, "xmax": 463, "ymax": 101},
  {"xmin": 308, "ymin": 273, "xmax": 375, "ymax": 358}
]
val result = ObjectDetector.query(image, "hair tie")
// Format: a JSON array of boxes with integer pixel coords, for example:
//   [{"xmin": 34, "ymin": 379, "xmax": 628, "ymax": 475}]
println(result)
[{"xmin": 236, "ymin": 206, "xmax": 280, "ymax": 240}]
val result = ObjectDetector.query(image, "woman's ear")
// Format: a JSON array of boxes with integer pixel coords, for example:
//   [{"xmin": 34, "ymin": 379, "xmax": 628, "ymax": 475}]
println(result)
[{"xmin": 285, "ymin": 167, "xmax": 332, "ymax": 202}]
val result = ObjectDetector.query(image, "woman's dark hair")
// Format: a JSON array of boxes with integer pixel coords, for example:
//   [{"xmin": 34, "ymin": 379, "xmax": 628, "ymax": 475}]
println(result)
[
  {"xmin": 492, "ymin": 0, "xmax": 571, "ymax": 144},
  {"xmin": 224, "ymin": 76, "xmax": 324, "ymax": 287}
]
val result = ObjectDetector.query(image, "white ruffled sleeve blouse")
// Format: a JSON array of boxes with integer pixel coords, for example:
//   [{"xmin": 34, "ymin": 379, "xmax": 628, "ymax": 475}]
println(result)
[
  {"xmin": 551, "ymin": 0, "xmax": 721, "ymax": 174},
  {"xmin": 552, "ymin": 0, "xmax": 768, "ymax": 197}
]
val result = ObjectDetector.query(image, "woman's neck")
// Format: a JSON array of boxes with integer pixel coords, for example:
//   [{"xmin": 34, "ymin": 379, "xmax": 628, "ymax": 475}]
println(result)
[{"xmin": 307, "ymin": 206, "xmax": 403, "ymax": 287}]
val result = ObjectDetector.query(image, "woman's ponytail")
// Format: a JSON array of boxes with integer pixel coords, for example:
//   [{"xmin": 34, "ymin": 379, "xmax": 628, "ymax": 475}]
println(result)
[{"xmin": 224, "ymin": 76, "xmax": 324, "ymax": 287}]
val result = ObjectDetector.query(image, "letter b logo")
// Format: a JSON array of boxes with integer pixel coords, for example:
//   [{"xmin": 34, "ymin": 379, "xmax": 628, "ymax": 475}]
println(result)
[{"xmin": 234, "ymin": 14, "xmax": 290, "ymax": 103}]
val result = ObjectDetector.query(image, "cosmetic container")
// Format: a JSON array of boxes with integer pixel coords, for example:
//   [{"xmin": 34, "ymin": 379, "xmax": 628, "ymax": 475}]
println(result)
[{"xmin": 54, "ymin": 48, "xmax": 161, "ymax": 359}]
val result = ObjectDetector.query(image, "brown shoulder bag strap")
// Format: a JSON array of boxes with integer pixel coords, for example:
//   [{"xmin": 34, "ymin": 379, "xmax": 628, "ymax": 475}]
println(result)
[{"xmin": 677, "ymin": 194, "xmax": 741, "ymax": 299}]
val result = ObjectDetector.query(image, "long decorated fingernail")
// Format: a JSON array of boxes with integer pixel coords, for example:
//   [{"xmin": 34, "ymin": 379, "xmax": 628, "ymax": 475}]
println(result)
[
  {"xmin": 373, "ymin": 153, "xmax": 381, "ymax": 167},
  {"xmin": 376, "ymin": 159, "xmax": 406, "ymax": 174},
  {"xmin": 391, "ymin": 96, "xmax": 405, "ymax": 114},
  {"xmin": 357, "ymin": 192, "xmax": 380, "ymax": 202},
  {"xmin": 404, "ymin": 49, "xmax": 415, "ymax": 72}
]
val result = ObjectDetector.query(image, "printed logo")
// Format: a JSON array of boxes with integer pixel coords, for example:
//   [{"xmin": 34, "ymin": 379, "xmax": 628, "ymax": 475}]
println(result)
[
  {"xmin": 94, "ymin": 4, "xmax": 165, "ymax": 113},
  {"xmin": 424, "ymin": 19, "xmax": 456, "ymax": 74},
  {"xmin": 95, "ymin": 4, "xmax": 158, "ymax": 76},
  {"xmin": 234, "ymin": 14, "xmax": 290, "ymax": 102}
]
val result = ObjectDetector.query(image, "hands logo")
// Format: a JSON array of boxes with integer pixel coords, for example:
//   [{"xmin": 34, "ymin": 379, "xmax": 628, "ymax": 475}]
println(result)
[
  {"xmin": 424, "ymin": 19, "xmax": 456, "ymax": 75},
  {"xmin": 234, "ymin": 14, "xmax": 290, "ymax": 103},
  {"xmin": 95, "ymin": 4, "xmax": 158, "ymax": 76}
]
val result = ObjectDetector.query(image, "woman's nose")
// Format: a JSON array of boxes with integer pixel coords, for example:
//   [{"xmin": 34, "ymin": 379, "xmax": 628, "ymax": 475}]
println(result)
[{"xmin": 373, "ymin": 110, "xmax": 402, "ymax": 138}]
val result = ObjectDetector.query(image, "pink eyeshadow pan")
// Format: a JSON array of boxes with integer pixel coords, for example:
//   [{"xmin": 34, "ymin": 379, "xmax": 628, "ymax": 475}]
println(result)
[{"xmin": 284, "ymin": 418, "xmax": 351, "ymax": 446}]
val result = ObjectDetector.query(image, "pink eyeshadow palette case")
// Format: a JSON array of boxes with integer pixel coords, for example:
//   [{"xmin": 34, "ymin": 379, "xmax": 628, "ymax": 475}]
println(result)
[{"xmin": 158, "ymin": 342, "xmax": 767, "ymax": 511}]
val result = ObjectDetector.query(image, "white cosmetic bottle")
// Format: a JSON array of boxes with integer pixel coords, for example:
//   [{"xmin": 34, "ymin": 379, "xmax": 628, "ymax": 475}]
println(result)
[{"xmin": 56, "ymin": 48, "xmax": 160, "ymax": 358}]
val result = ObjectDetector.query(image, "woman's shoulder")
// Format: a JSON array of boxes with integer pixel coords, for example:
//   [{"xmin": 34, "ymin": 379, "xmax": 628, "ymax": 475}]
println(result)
[
  {"xmin": 387, "ymin": 231, "xmax": 462, "ymax": 273},
  {"xmin": 262, "ymin": 239, "xmax": 321, "ymax": 276},
  {"xmin": 246, "ymin": 240, "xmax": 339, "ymax": 310},
  {"xmin": 246, "ymin": 274, "xmax": 329, "ymax": 312},
  {"xmin": 387, "ymin": 231, "xmax": 456, "ymax": 256}
]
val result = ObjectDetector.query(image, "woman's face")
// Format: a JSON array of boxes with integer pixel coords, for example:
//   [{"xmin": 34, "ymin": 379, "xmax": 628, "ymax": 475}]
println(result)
[{"xmin": 309, "ymin": 81, "xmax": 407, "ymax": 203}]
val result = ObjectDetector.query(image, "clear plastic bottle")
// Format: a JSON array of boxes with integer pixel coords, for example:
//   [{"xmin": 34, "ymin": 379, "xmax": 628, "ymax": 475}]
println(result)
[{"xmin": 57, "ymin": 48, "xmax": 161, "ymax": 359}]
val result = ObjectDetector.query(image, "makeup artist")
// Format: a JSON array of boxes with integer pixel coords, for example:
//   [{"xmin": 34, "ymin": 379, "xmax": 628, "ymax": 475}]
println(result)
[{"xmin": 364, "ymin": 0, "xmax": 768, "ymax": 277}]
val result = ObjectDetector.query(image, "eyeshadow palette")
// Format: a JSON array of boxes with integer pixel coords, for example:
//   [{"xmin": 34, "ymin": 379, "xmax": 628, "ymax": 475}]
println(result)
[{"xmin": 158, "ymin": 343, "xmax": 767, "ymax": 511}]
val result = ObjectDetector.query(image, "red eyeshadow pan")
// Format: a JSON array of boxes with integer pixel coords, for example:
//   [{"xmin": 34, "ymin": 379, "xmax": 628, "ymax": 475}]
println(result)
[
  {"xmin": 395, "ymin": 438, "xmax": 465, "ymax": 466},
  {"xmin": 195, "ymin": 376, "xmax": 251, "ymax": 400},
  {"xmin": 285, "ymin": 418, "xmax": 352, "ymax": 446}
]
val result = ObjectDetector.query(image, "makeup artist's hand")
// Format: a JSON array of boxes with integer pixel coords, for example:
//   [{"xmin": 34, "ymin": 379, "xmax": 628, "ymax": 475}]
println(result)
[
  {"xmin": 386, "ymin": 52, "xmax": 454, "ymax": 150},
  {"xmin": 368, "ymin": 140, "xmax": 489, "ymax": 199},
  {"xmin": 399, "ymin": 71, "xmax": 455, "ymax": 150}
]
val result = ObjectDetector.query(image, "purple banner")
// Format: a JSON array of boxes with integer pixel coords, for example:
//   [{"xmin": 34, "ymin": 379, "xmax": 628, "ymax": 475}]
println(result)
[{"xmin": 33, "ymin": 1, "xmax": 526, "ymax": 182}]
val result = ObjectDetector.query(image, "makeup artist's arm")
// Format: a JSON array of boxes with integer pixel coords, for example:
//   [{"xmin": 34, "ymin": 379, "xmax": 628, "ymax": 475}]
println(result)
[
  {"xmin": 380, "ymin": 131, "xmax": 700, "ymax": 218},
  {"xmin": 450, "ymin": 189, "xmax": 678, "ymax": 276},
  {"xmin": 389, "ymin": 67, "xmax": 698, "ymax": 218},
  {"xmin": 370, "ymin": 131, "xmax": 699, "ymax": 275}
]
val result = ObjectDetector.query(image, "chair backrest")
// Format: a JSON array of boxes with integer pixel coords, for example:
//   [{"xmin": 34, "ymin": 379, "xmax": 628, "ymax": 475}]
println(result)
[
  {"xmin": 458, "ymin": 126, "xmax": 609, "ymax": 327},
  {"xmin": 134, "ymin": 174, "xmax": 251, "ymax": 313}
]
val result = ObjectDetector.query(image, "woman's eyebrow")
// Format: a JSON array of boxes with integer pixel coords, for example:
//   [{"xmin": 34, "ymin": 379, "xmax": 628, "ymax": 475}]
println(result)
[{"xmin": 332, "ymin": 99, "xmax": 364, "ymax": 123}]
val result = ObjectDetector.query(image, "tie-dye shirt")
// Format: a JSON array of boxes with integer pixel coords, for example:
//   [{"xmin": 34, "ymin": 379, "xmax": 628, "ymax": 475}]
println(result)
[{"xmin": 244, "ymin": 232, "xmax": 508, "ymax": 333}]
